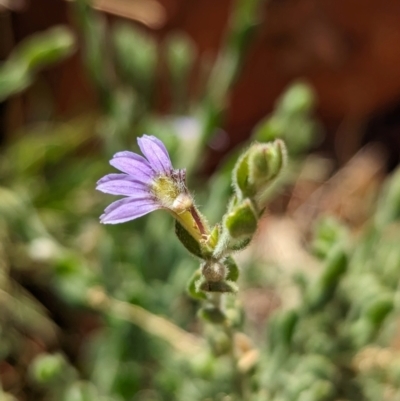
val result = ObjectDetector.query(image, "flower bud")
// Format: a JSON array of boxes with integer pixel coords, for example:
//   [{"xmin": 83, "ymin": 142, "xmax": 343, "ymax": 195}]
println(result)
[
  {"xmin": 224, "ymin": 198, "xmax": 258, "ymax": 240},
  {"xmin": 248, "ymin": 139, "xmax": 286, "ymax": 189},
  {"xmin": 232, "ymin": 152, "xmax": 255, "ymax": 199},
  {"xmin": 233, "ymin": 140, "xmax": 287, "ymax": 202},
  {"xmin": 201, "ymin": 261, "xmax": 226, "ymax": 282}
]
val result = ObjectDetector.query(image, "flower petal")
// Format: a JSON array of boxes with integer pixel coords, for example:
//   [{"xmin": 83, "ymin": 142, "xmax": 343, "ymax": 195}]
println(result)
[
  {"xmin": 100, "ymin": 196, "xmax": 161, "ymax": 224},
  {"xmin": 137, "ymin": 135, "xmax": 172, "ymax": 173},
  {"xmin": 110, "ymin": 151, "xmax": 154, "ymax": 180},
  {"xmin": 96, "ymin": 174, "xmax": 149, "ymax": 196}
]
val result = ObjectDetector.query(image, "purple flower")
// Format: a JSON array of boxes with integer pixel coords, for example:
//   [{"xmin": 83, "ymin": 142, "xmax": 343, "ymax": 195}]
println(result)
[{"xmin": 97, "ymin": 135, "xmax": 191, "ymax": 225}]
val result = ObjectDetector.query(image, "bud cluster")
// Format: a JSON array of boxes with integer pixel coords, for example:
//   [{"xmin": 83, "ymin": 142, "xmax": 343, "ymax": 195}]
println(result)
[
  {"xmin": 182, "ymin": 139, "xmax": 287, "ymax": 319},
  {"xmin": 217, "ymin": 139, "xmax": 287, "ymax": 255}
]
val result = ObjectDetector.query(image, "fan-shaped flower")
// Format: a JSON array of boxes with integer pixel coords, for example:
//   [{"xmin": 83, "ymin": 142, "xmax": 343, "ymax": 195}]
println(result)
[{"xmin": 96, "ymin": 135, "xmax": 206, "ymax": 241}]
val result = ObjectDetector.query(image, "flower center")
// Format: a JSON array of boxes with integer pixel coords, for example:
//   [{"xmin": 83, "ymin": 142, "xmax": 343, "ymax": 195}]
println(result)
[
  {"xmin": 150, "ymin": 172, "xmax": 207, "ymax": 243},
  {"xmin": 151, "ymin": 175, "xmax": 181, "ymax": 207}
]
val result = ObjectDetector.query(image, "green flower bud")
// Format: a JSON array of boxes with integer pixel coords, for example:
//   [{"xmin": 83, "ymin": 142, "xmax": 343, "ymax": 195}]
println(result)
[
  {"xmin": 224, "ymin": 198, "xmax": 258, "ymax": 240},
  {"xmin": 248, "ymin": 139, "xmax": 287, "ymax": 190},
  {"xmin": 233, "ymin": 140, "xmax": 287, "ymax": 201},
  {"xmin": 232, "ymin": 152, "xmax": 255, "ymax": 199}
]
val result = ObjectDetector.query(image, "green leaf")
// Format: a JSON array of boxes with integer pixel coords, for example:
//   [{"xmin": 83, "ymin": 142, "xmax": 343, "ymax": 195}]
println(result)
[
  {"xmin": 248, "ymin": 139, "xmax": 287, "ymax": 187},
  {"xmin": 0, "ymin": 26, "xmax": 75, "ymax": 101},
  {"xmin": 187, "ymin": 269, "xmax": 207, "ymax": 300},
  {"xmin": 198, "ymin": 305, "xmax": 227, "ymax": 324},
  {"xmin": 364, "ymin": 294, "xmax": 393, "ymax": 326},
  {"xmin": 113, "ymin": 22, "xmax": 158, "ymax": 95},
  {"xmin": 0, "ymin": 62, "xmax": 32, "ymax": 101},
  {"xmin": 305, "ymin": 245, "xmax": 348, "ymax": 311},
  {"xmin": 224, "ymin": 256, "xmax": 239, "ymax": 282},
  {"xmin": 165, "ymin": 32, "xmax": 196, "ymax": 75},
  {"xmin": 375, "ymin": 167, "xmax": 400, "ymax": 227},
  {"xmin": 11, "ymin": 26, "xmax": 76, "ymax": 71}
]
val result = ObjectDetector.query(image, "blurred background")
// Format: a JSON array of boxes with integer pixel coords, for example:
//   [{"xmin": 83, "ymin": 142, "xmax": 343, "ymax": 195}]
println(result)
[
  {"xmin": 1, "ymin": 0, "xmax": 400, "ymax": 400},
  {"xmin": 4, "ymin": 0, "xmax": 400, "ymax": 168}
]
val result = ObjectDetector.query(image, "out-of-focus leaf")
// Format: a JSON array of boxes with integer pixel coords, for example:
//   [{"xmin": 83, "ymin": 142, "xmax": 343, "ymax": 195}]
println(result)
[
  {"xmin": 10, "ymin": 26, "xmax": 76, "ymax": 71},
  {"xmin": 113, "ymin": 22, "xmax": 157, "ymax": 97},
  {"xmin": 375, "ymin": 167, "xmax": 400, "ymax": 227},
  {"xmin": 164, "ymin": 32, "xmax": 196, "ymax": 82},
  {"xmin": 0, "ymin": 26, "xmax": 75, "ymax": 101},
  {"xmin": 0, "ymin": 62, "xmax": 32, "ymax": 101},
  {"xmin": 0, "ymin": 281, "xmax": 57, "ymax": 343},
  {"xmin": 5, "ymin": 116, "xmax": 96, "ymax": 176}
]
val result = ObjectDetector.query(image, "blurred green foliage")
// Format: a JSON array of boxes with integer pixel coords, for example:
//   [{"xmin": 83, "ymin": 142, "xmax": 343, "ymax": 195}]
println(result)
[
  {"xmin": 1, "ymin": 0, "xmax": 400, "ymax": 400},
  {"xmin": 0, "ymin": 26, "xmax": 75, "ymax": 101},
  {"xmin": 259, "ymin": 170, "xmax": 400, "ymax": 401}
]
